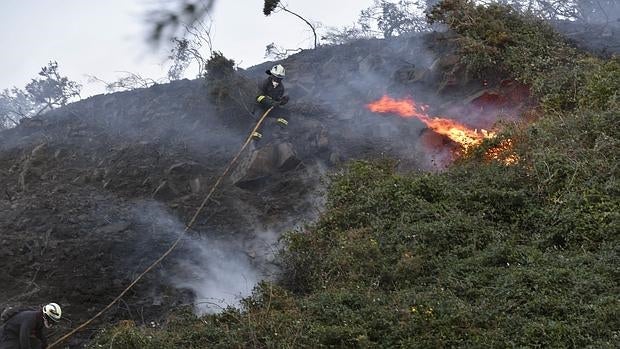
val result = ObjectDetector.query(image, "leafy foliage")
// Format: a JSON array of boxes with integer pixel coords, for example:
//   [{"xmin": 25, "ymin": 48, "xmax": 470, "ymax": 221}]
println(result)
[
  {"xmin": 202, "ymin": 51, "xmax": 256, "ymax": 110},
  {"xmin": 204, "ymin": 51, "xmax": 235, "ymax": 82},
  {"xmin": 25, "ymin": 61, "xmax": 81, "ymax": 109},
  {"xmin": 321, "ymin": 25, "xmax": 371, "ymax": 45},
  {"xmin": 0, "ymin": 88, "xmax": 37, "ymax": 129},
  {"xmin": 359, "ymin": 0, "xmax": 432, "ymax": 38},
  {"xmin": 263, "ymin": 0, "xmax": 281, "ymax": 16},
  {"xmin": 0, "ymin": 61, "xmax": 80, "ymax": 128}
]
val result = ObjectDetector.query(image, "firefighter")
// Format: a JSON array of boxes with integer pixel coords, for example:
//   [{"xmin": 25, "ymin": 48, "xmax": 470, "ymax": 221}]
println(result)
[
  {"xmin": 0, "ymin": 303, "xmax": 62, "ymax": 349},
  {"xmin": 253, "ymin": 64, "xmax": 290, "ymax": 140}
]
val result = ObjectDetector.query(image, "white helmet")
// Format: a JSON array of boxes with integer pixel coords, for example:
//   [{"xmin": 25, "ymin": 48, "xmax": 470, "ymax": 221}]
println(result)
[
  {"xmin": 42, "ymin": 303, "xmax": 62, "ymax": 322},
  {"xmin": 268, "ymin": 64, "xmax": 285, "ymax": 79}
]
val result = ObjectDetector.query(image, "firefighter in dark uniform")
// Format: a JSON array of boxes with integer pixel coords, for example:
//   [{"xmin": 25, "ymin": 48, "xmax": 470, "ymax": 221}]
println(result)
[
  {"xmin": 0, "ymin": 303, "xmax": 61, "ymax": 349},
  {"xmin": 253, "ymin": 64, "xmax": 290, "ymax": 141}
]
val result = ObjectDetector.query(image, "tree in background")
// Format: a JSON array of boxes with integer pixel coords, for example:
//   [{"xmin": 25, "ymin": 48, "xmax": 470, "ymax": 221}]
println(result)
[
  {"xmin": 359, "ymin": 0, "xmax": 432, "ymax": 38},
  {"xmin": 167, "ymin": 19, "xmax": 214, "ymax": 80},
  {"xmin": 0, "ymin": 61, "xmax": 81, "ymax": 129},
  {"xmin": 320, "ymin": 24, "xmax": 371, "ymax": 46},
  {"xmin": 461, "ymin": 0, "xmax": 620, "ymax": 24},
  {"xmin": 263, "ymin": 0, "xmax": 319, "ymax": 49},
  {"xmin": 321, "ymin": 0, "xmax": 441, "ymax": 45},
  {"xmin": 0, "ymin": 88, "xmax": 36, "ymax": 129},
  {"xmin": 25, "ymin": 61, "xmax": 81, "ymax": 112}
]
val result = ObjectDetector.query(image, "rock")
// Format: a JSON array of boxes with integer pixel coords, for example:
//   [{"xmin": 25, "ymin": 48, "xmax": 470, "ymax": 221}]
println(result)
[
  {"xmin": 231, "ymin": 145, "xmax": 277, "ymax": 189},
  {"xmin": 275, "ymin": 142, "xmax": 301, "ymax": 171}
]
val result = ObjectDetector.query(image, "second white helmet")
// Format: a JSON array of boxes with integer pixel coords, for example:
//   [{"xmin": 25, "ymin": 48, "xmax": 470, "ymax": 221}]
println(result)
[
  {"xmin": 269, "ymin": 64, "xmax": 285, "ymax": 79},
  {"xmin": 42, "ymin": 303, "xmax": 62, "ymax": 322}
]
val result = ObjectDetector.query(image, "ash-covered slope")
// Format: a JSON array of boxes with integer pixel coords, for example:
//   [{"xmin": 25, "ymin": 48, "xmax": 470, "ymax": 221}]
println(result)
[{"xmin": 0, "ymin": 32, "xmax": 531, "ymax": 346}]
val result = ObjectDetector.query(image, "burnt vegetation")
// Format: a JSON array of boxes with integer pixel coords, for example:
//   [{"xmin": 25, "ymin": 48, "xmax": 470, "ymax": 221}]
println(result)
[{"xmin": 88, "ymin": 1, "xmax": 618, "ymax": 348}]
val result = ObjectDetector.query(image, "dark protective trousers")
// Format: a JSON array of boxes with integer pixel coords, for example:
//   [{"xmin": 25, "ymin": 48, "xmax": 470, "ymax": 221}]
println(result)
[{"xmin": 255, "ymin": 106, "xmax": 289, "ymax": 143}]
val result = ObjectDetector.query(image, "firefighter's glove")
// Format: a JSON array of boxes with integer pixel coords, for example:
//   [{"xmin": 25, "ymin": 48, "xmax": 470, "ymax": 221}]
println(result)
[
  {"xmin": 252, "ymin": 131, "xmax": 263, "ymax": 140},
  {"xmin": 279, "ymin": 95, "xmax": 289, "ymax": 106},
  {"xmin": 276, "ymin": 118, "xmax": 288, "ymax": 127},
  {"xmin": 257, "ymin": 95, "xmax": 276, "ymax": 108}
]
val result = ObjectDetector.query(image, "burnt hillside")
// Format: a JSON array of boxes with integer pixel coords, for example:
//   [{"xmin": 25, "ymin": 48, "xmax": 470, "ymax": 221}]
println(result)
[{"xmin": 2, "ymin": 13, "xmax": 618, "ymax": 347}]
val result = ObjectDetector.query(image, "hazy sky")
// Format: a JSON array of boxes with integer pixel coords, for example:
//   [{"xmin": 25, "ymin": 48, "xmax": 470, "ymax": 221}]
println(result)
[{"xmin": 0, "ymin": 0, "xmax": 374, "ymax": 96}]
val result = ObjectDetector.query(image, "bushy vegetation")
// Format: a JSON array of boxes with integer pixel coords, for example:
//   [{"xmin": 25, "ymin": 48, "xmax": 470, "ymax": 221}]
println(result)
[
  {"xmin": 89, "ymin": 1, "xmax": 618, "ymax": 347},
  {"xmin": 203, "ymin": 51, "xmax": 238, "ymax": 105},
  {"xmin": 0, "ymin": 61, "xmax": 80, "ymax": 129},
  {"xmin": 427, "ymin": 0, "xmax": 619, "ymax": 112}
]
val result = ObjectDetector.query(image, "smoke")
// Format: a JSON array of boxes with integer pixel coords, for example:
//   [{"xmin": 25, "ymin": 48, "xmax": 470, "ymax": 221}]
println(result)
[
  {"xmin": 171, "ymin": 230, "xmax": 279, "ymax": 314},
  {"xmin": 277, "ymin": 34, "xmax": 471, "ymax": 170},
  {"xmin": 129, "ymin": 201, "xmax": 280, "ymax": 314},
  {"xmin": 278, "ymin": 32, "xmax": 530, "ymax": 171}
]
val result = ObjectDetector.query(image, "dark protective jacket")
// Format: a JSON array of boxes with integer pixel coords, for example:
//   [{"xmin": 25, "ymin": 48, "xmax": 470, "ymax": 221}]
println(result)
[
  {"xmin": 0, "ymin": 310, "xmax": 47, "ymax": 349},
  {"xmin": 257, "ymin": 76, "xmax": 285, "ymax": 107}
]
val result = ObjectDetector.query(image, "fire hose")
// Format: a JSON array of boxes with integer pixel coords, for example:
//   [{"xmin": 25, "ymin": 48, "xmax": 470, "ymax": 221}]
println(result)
[{"xmin": 47, "ymin": 106, "xmax": 275, "ymax": 348}]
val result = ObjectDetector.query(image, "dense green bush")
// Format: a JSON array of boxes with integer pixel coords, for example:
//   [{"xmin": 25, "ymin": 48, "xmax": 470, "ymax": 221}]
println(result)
[
  {"xmin": 203, "ymin": 51, "xmax": 238, "ymax": 105},
  {"xmin": 89, "ymin": 1, "xmax": 618, "ymax": 348},
  {"xmin": 426, "ymin": 0, "xmax": 620, "ymax": 114}
]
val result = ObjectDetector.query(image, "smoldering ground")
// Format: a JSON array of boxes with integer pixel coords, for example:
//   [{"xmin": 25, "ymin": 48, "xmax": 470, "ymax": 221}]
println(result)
[{"xmin": 125, "ymin": 200, "xmax": 285, "ymax": 315}]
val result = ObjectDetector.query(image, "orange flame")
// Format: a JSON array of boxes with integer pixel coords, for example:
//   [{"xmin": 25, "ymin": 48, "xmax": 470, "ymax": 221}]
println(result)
[
  {"xmin": 367, "ymin": 95, "xmax": 495, "ymax": 151},
  {"xmin": 485, "ymin": 139, "xmax": 519, "ymax": 164}
]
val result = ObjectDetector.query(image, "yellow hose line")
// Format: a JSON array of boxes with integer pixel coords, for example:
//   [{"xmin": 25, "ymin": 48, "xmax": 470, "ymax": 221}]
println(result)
[{"xmin": 48, "ymin": 106, "xmax": 275, "ymax": 348}]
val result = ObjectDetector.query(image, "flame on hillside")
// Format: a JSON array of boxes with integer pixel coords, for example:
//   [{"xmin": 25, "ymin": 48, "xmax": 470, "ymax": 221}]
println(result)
[
  {"xmin": 366, "ymin": 95, "xmax": 517, "ymax": 163},
  {"xmin": 367, "ymin": 95, "xmax": 494, "ymax": 151},
  {"xmin": 485, "ymin": 138, "xmax": 519, "ymax": 165}
]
